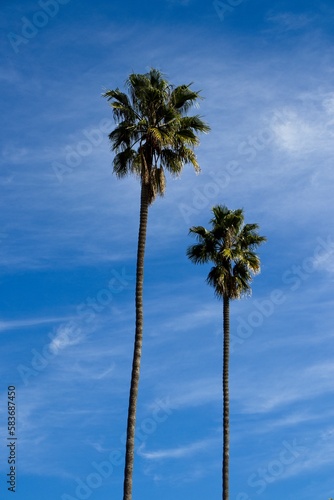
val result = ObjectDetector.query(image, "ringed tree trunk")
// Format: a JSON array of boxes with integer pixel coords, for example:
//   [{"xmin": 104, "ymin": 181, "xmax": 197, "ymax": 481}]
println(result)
[
  {"xmin": 123, "ymin": 182, "xmax": 149, "ymax": 500},
  {"xmin": 222, "ymin": 295, "xmax": 230, "ymax": 500}
]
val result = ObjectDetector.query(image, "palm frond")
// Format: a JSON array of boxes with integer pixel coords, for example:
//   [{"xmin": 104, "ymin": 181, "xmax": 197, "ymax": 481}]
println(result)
[
  {"xmin": 170, "ymin": 84, "xmax": 203, "ymax": 113},
  {"xmin": 113, "ymin": 148, "xmax": 140, "ymax": 178},
  {"xmin": 179, "ymin": 115, "xmax": 211, "ymax": 134}
]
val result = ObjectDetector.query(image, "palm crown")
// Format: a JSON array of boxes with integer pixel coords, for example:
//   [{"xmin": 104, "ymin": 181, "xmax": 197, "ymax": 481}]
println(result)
[
  {"xmin": 103, "ymin": 68, "xmax": 210, "ymax": 204},
  {"xmin": 187, "ymin": 205, "xmax": 266, "ymax": 299}
]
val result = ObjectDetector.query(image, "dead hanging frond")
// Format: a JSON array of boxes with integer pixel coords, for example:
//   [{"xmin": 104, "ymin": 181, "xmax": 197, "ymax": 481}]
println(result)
[{"xmin": 147, "ymin": 167, "xmax": 166, "ymax": 204}]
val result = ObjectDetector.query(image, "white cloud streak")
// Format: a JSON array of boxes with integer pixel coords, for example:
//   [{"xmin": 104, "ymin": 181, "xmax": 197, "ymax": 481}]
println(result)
[
  {"xmin": 138, "ymin": 437, "xmax": 216, "ymax": 460},
  {"xmin": 0, "ymin": 316, "xmax": 71, "ymax": 332}
]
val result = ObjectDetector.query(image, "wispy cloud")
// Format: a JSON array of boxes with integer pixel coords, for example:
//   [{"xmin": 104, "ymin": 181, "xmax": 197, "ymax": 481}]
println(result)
[
  {"xmin": 138, "ymin": 437, "xmax": 216, "ymax": 460},
  {"xmin": 283, "ymin": 429, "xmax": 334, "ymax": 479},
  {"xmin": 0, "ymin": 315, "xmax": 70, "ymax": 332},
  {"xmin": 164, "ymin": 377, "xmax": 221, "ymax": 409},
  {"xmin": 266, "ymin": 11, "xmax": 314, "ymax": 32},
  {"xmin": 48, "ymin": 323, "xmax": 84, "ymax": 353},
  {"xmin": 232, "ymin": 360, "xmax": 334, "ymax": 415},
  {"xmin": 271, "ymin": 106, "xmax": 334, "ymax": 155}
]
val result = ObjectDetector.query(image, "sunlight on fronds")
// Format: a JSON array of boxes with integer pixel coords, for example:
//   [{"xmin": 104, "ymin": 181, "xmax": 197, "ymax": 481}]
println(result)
[{"xmin": 103, "ymin": 68, "xmax": 210, "ymax": 198}]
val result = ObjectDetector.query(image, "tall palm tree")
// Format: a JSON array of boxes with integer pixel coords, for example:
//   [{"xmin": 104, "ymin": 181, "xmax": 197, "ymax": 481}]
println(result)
[
  {"xmin": 187, "ymin": 205, "xmax": 266, "ymax": 500},
  {"xmin": 103, "ymin": 68, "xmax": 210, "ymax": 500}
]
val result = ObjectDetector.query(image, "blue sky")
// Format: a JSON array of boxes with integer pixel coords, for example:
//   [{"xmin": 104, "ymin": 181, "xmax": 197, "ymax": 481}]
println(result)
[{"xmin": 1, "ymin": 0, "xmax": 334, "ymax": 499}]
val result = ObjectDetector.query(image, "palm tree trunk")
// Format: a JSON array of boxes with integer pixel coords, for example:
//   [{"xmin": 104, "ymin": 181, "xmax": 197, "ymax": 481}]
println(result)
[
  {"xmin": 123, "ymin": 182, "xmax": 149, "ymax": 500},
  {"xmin": 222, "ymin": 295, "xmax": 230, "ymax": 500}
]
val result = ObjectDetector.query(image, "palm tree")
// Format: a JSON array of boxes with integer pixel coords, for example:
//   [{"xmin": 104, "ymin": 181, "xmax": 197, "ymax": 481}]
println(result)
[
  {"xmin": 187, "ymin": 205, "xmax": 266, "ymax": 500},
  {"xmin": 103, "ymin": 68, "xmax": 210, "ymax": 500}
]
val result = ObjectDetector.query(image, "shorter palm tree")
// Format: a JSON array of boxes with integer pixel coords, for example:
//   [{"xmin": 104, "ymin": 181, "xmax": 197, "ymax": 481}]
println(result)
[{"xmin": 187, "ymin": 205, "xmax": 266, "ymax": 500}]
